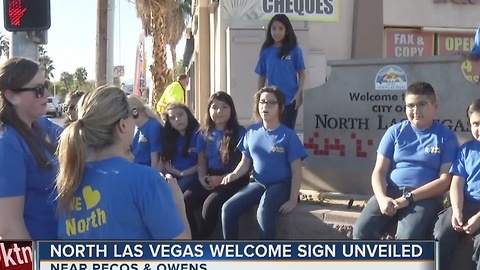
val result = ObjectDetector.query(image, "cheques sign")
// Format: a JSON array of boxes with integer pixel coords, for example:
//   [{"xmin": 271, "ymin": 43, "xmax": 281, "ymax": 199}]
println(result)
[{"xmin": 222, "ymin": 0, "xmax": 339, "ymax": 22}]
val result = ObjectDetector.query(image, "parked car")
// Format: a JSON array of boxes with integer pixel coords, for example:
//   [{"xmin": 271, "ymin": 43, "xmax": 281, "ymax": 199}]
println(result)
[{"xmin": 46, "ymin": 96, "xmax": 62, "ymax": 118}]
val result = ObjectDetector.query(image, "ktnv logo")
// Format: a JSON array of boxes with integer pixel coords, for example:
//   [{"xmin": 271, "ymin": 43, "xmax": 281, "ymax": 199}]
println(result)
[{"xmin": 0, "ymin": 242, "xmax": 32, "ymax": 269}]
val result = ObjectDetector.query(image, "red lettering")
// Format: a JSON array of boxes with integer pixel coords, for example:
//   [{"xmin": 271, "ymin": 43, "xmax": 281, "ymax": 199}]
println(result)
[{"xmin": 306, "ymin": 133, "xmax": 376, "ymax": 158}]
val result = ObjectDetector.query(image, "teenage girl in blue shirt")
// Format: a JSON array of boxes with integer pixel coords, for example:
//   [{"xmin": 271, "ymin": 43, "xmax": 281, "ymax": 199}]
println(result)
[
  {"xmin": 255, "ymin": 14, "xmax": 306, "ymax": 130},
  {"xmin": 56, "ymin": 86, "xmax": 189, "ymax": 239},
  {"xmin": 158, "ymin": 103, "xmax": 204, "ymax": 192},
  {"xmin": 221, "ymin": 87, "xmax": 307, "ymax": 240},
  {"xmin": 0, "ymin": 57, "xmax": 63, "ymax": 239},
  {"xmin": 127, "ymin": 95, "xmax": 163, "ymax": 167},
  {"xmin": 183, "ymin": 92, "xmax": 250, "ymax": 239}
]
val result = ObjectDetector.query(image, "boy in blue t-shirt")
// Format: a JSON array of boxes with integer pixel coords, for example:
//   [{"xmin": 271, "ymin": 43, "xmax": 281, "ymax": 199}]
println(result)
[
  {"xmin": 353, "ymin": 81, "xmax": 459, "ymax": 240},
  {"xmin": 434, "ymin": 98, "xmax": 480, "ymax": 270}
]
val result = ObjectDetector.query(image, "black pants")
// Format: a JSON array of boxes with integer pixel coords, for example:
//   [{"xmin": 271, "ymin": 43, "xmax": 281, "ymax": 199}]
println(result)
[{"xmin": 183, "ymin": 169, "xmax": 250, "ymax": 240}]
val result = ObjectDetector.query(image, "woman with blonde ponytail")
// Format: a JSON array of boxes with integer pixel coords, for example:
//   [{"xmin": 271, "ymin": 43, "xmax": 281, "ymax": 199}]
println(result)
[
  {"xmin": 127, "ymin": 95, "xmax": 163, "ymax": 167},
  {"xmin": 56, "ymin": 86, "xmax": 190, "ymax": 239}
]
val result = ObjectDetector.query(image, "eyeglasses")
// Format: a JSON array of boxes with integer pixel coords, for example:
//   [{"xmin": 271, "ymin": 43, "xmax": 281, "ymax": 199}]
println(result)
[
  {"xmin": 259, "ymin": 100, "xmax": 278, "ymax": 108},
  {"xmin": 125, "ymin": 107, "xmax": 139, "ymax": 119},
  {"xmin": 406, "ymin": 101, "xmax": 430, "ymax": 111},
  {"xmin": 63, "ymin": 105, "xmax": 76, "ymax": 113},
  {"xmin": 12, "ymin": 82, "xmax": 48, "ymax": 98}
]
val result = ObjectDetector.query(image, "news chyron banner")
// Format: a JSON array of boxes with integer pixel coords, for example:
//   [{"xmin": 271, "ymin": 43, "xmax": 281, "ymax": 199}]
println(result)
[
  {"xmin": 36, "ymin": 241, "xmax": 436, "ymax": 270},
  {"xmin": 0, "ymin": 241, "xmax": 33, "ymax": 270}
]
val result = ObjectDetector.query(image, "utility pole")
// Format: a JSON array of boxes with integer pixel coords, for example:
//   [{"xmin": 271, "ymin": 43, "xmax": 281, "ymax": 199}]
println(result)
[
  {"xmin": 106, "ymin": 0, "xmax": 115, "ymax": 85},
  {"xmin": 96, "ymin": 0, "xmax": 108, "ymax": 87},
  {"xmin": 9, "ymin": 31, "xmax": 40, "ymax": 61}
]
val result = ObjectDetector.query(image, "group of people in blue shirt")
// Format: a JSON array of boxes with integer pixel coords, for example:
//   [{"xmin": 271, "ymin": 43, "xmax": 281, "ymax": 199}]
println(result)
[
  {"xmin": 4, "ymin": 12, "xmax": 480, "ymax": 270},
  {"xmin": 0, "ymin": 13, "xmax": 309, "ymax": 242}
]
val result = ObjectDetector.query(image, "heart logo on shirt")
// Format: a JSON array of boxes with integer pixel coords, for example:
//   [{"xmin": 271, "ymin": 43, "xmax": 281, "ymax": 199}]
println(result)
[{"xmin": 82, "ymin": 186, "xmax": 101, "ymax": 210}]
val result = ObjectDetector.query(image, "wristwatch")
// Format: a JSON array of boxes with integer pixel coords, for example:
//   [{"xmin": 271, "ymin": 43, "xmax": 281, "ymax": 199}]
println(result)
[{"xmin": 403, "ymin": 192, "xmax": 414, "ymax": 204}]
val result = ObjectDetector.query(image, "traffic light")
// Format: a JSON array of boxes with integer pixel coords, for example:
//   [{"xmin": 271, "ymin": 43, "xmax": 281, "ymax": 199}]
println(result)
[{"xmin": 3, "ymin": 0, "xmax": 51, "ymax": 32}]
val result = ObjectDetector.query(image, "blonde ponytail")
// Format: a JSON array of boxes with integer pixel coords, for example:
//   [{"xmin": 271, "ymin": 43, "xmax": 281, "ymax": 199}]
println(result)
[
  {"xmin": 56, "ymin": 86, "xmax": 132, "ymax": 215},
  {"xmin": 55, "ymin": 120, "xmax": 87, "ymax": 215}
]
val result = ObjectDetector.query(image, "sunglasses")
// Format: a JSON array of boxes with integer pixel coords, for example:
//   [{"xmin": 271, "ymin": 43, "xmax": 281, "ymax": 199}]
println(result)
[{"xmin": 12, "ymin": 82, "xmax": 48, "ymax": 98}]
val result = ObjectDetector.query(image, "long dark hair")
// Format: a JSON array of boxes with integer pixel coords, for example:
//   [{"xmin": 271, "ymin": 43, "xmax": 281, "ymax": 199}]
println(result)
[
  {"xmin": 0, "ymin": 57, "xmax": 55, "ymax": 169},
  {"xmin": 202, "ymin": 92, "xmax": 242, "ymax": 166},
  {"xmin": 162, "ymin": 103, "xmax": 199, "ymax": 162},
  {"xmin": 260, "ymin": 14, "xmax": 297, "ymax": 59}
]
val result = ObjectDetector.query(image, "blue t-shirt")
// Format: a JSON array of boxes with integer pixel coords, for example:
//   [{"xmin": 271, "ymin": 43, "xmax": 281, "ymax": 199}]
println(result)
[
  {"xmin": 238, "ymin": 123, "xmax": 307, "ymax": 185},
  {"xmin": 162, "ymin": 131, "xmax": 204, "ymax": 171},
  {"xmin": 203, "ymin": 127, "xmax": 246, "ymax": 172},
  {"xmin": 378, "ymin": 120, "xmax": 458, "ymax": 189},
  {"xmin": 58, "ymin": 157, "xmax": 184, "ymax": 239},
  {"xmin": 473, "ymin": 25, "xmax": 480, "ymax": 56},
  {"xmin": 0, "ymin": 116, "xmax": 63, "ymax": 240},
  {"xmin": 255, "ymin": 45, "xmax": 306, "ymax": 104},
  {"xmin": 450, "ymin": 139, "xmax": 480, "ymax": 202},
  {"xmin": 131, "ymin": 118, "xmax": 163, "ymax": 166}
]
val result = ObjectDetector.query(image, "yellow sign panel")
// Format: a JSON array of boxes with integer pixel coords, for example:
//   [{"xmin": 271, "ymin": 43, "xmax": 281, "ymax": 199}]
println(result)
[{"xmin": 222, "ymin": 0, "xmax": 339, "ymax": 22}]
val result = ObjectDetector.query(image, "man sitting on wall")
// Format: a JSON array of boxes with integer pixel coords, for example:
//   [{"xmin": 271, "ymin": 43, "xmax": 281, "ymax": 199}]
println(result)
[{"xmin": 156, "ymin": 74, "xmax": 189, "ymax": 114}]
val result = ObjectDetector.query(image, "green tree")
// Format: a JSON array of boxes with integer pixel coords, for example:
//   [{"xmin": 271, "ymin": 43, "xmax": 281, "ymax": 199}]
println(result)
[
  {"xmin": 38, "ymin": 46, "xmax": 55, "ymax": 80},
  {"xmin": 166, "ymin": 0, "xmax": 192, "ymax": 77},
  {"xmin": 0, "ymin": 33, "xmax": 9, "ymax": 58},
  {"xmin": 74, "ymin": 67, "xmax": 88, "ymax": 86},
  {"xmin": 60, "ymin": 71, "xmax": 74, "ymax": 89}
]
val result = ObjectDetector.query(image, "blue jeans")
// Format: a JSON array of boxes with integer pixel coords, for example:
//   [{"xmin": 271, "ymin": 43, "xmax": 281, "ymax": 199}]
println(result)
[
  {"xmin": 352, "ymin": 186, "xmax": 442, "ymax": 240},
  {"xmin": 177, "ymin": 174, "xmax": 198, "ymax": 193},
  {"xmin": 221, "ymin": 181, "xmax": 290, "ymax": 240},
  {"xmin": 433, "ymin": 200, "xmax": 480, "ymax": 270},
  {"xmin": 281, "ymin": 101, "xmax": 298, "ymax": 130}
]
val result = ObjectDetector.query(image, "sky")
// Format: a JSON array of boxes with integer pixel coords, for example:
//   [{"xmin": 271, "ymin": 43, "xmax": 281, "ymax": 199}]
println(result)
[{"xmin": 0, "ymin": 0, "xmax": 186, "ymax": 84}]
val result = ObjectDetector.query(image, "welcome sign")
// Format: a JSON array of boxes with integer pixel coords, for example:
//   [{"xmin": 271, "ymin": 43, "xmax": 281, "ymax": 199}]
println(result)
[
  {"xmin": 222, "ymin": 0, "xmax": 339, "ymax": 22},
  {"xmin": 303, "ymin": 56, "xmax": 476, "ymax": 195}
]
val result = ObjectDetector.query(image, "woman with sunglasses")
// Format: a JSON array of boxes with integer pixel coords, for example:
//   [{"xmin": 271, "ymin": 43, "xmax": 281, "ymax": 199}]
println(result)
[
  {"xmin": 63, "ymin": 90, "xmax": 84, "ymax": 128},
  {"xmin": 0, "ymin": 57, "xmax": 63, "ymax": 239},
  {"xmin": 127, "ymin": 95, "xmax": 163, "ymax": 167},
  {"xmin": 55, "ymin": 86, "xmax": 190, "ymax": 239}
]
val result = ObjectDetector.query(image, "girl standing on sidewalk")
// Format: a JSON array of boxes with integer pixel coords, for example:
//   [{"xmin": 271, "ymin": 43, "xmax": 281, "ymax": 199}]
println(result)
[{"xmin": 255, "ymin": 14, "xmax": 306, "ymax": 130}]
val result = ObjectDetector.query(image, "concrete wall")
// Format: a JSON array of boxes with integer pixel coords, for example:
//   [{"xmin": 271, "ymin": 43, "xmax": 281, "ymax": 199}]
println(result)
[
  {"xmin": 303, "ymin": 55, "xmax": 475, "ymax": 195},
  {"xmin": 383, "ymin": 0, "xmax": 480, "ymax": 28},
  {"xmin": 206, "ymin": 0, "xmax": 351, "ymax": 129}
]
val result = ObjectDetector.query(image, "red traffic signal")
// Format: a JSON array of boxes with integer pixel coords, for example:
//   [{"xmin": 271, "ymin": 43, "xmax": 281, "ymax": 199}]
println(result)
[{"xmin": 3, "ymin": 0, "xmax": 51, "ymax": 32}]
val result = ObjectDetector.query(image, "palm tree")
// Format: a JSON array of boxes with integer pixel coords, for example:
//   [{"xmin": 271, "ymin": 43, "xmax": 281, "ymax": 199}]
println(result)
[
  {"xmin": 74, "ymin": 67, "xmax": 88, "ymax": 86},
  {"xmin": 0, "ymin": 34, "xmax": 9, "ymax": 58},
  {"xmin": 166, "ymin": 0, "xmax": 191, "ymax": 77},
  {"xmin": 38, "ymin": 46, "xmax": 55, "ymax": 80},
  {"xmin": 135, "ymin": 0, "xmax": 175, "ymax": 106},
  {"xmin": 60, "ymin": 71, "xmax": 74, "ymax": 89}
]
